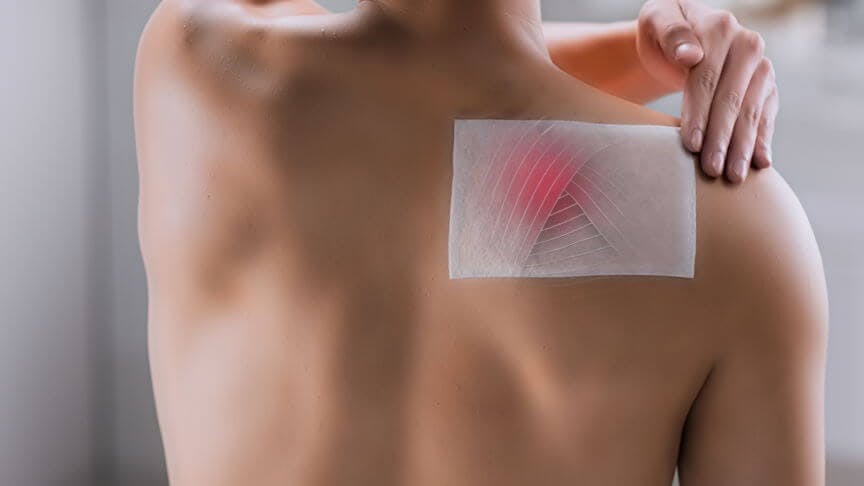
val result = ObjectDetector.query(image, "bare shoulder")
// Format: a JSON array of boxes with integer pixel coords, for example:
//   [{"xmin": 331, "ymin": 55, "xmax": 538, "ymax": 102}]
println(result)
[
  {"xmin": 677, "ymin": 167, "xmax": 827, "ymax": 485},
  {"xmin": 142, "ymin": 0, "xmax": 330, "ymax": 43},
  {"xmin": 695, "ymin": 166, "xmax": 828, "ymax": 351},
  {"xmin": 136, "ymin": 0, "xmax": 342, "ymax": 94},
  {"xmin": 135, "ymin": 0, "xmax": 343, "ymax": 303}
]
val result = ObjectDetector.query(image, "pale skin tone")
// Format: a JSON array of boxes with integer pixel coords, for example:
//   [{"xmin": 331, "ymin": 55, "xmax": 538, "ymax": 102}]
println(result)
[
  {"xmin": 135, "ymin": 1, "xmax": 826, "ymax": 485},
  {"xmin": 545, "ymin": 0, "xmax": 779, "ymax": 182}
]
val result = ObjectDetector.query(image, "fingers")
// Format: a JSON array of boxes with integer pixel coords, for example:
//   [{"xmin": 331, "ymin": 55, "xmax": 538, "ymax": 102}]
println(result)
[
  {"xmin": 700, "ymin": 28, "xmax": 765, "ymax": 181},
  {"xmin": 680, "ymin": 11, "xmax": 739, "ymax": 160},
  {"xmin": 639, "ymin": 0, "xmax": 705, "ymax": 67},
  {"xmin": 727, "ymin": 58, "xmax": 775, "ymax": 179},
  {"xmin": 754, "ymin": 87, "xmax": 779, "ymax": 169},
  {"xmin": 698, "ymin": 30, "xmax": 765, "ymax": 181},
  {"xmin": 675, "ymin": 5, "xmax": 779, "ymax": 182}
]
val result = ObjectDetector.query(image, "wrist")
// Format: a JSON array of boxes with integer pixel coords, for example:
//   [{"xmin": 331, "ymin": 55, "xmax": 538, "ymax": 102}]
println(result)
[{"xmin": 603, "ymin": 20, "xmax": 677, "ymax": 103}]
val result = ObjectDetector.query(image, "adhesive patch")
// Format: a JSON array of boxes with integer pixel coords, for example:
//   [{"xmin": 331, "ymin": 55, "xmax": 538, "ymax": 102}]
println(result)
[{"xmin": 449, "ymin": 119, "xmax": 696, "ymax": 279}]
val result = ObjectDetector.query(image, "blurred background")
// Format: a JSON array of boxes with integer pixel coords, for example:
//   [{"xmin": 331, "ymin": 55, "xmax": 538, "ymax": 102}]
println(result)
[{"xmin": 0, "ymin": 0, "xmax": 860, "ymax": 484}]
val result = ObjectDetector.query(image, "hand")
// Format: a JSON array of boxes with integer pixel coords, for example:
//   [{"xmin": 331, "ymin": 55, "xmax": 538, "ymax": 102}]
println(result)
[{"xmin": 636, "ymin": 0, "xmax": 778, "ymax": 182}]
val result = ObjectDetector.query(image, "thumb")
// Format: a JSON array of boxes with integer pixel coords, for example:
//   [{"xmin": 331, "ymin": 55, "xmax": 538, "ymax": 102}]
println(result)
[
  {"xmin": 649, "ymin": 6, "xmax": 704, "ymax": 67},
  {"xmin": 669, "ymin": 37, "xmax": 704, "ymax": 67}
]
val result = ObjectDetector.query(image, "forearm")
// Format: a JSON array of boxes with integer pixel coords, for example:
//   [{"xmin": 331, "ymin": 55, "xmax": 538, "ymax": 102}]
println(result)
[{"xmin": 543, "ymin": 21, "xmax": 674, "ymax": 104}]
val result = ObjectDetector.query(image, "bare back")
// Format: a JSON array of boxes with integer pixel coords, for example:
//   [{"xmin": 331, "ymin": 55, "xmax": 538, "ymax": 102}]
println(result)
[{"xmin": 135, "ymin": 2, "xmax": 827, "ymax": 485}]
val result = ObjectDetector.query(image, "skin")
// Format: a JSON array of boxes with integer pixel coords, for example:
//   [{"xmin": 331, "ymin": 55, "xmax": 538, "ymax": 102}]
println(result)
[
  {"xmin": 545, "ymin": 0, "xmax": 779, "ymax": 182},
  {"xmin": 134, "ymin": 1, "xmax": 827, "ymax": 485},
  {"xmin": 635, "ymin": 0, "xmax": 778, "ymax": 181}
]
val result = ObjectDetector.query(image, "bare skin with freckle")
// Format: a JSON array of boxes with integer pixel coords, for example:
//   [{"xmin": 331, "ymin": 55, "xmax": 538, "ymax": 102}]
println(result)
[{"xmin": 135, "ymin": 1, "xmax": 826, "ymax": 485}]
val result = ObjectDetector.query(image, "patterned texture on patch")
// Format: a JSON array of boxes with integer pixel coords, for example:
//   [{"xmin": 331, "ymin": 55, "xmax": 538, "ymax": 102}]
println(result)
[{"xmin": 449, "ymin": 120, "xmax": 696, "ymax": 279}]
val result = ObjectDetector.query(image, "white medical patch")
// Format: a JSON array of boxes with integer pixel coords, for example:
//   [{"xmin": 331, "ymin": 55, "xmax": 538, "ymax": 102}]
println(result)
[{"xmin": 449, "ymin": 119, "xmax": 696, "ymax": 279}]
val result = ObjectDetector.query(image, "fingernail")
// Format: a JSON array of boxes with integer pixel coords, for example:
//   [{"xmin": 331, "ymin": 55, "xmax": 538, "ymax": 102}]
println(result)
[
  {"xmin": 731, "ymin": 159, "xmax": 747, "ymax": 182},
  {"xmin": 690, "ymin": 128, "xmax": 703, "ymax": 151},
  {"xmin": 710, "ymin": 151, "xmax": 725, "ymax": 176},
  {"xmin": 764, "ymin": 145, "xmax": 773, "ymax": 165},
  {"xmin": 675, "ymin": 43, "xmax": 697, "ymax": 61}
]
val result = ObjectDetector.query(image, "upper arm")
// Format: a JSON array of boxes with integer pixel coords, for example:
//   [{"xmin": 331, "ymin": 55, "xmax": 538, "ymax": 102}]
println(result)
[
  {"xmin": 678, "ymin": 170, "xmax": 828, "ymax": 485},
  {"xmin": 135, "ymin": 0, "xmax": 301, "ymax": 306}
]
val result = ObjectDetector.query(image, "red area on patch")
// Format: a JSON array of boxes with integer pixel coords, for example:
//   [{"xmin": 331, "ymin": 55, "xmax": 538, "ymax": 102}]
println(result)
[{"xmin": 486, "ymin": 132, "xmax": 588, "ymax": 260}]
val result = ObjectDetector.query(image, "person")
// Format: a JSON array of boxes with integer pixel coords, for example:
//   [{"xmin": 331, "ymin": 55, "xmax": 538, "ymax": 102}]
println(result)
[{"xmin": 134, "ymin": 1, "xmax": 827, "ymax": 485}]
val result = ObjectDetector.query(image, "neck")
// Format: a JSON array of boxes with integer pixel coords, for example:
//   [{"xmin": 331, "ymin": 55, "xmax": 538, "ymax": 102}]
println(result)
[{"xmin": 362, "ymin": 0, "xmax": 547, "ymax": 56}]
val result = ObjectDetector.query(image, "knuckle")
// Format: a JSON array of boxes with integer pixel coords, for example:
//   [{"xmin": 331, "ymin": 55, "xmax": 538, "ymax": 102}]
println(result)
[
  {"xmin": 741, "ymin": 104, "xmax": 761, "ymax": 126},
  {"xmin": 724, "ymin": 90, "xmax": 744, "ymax": 111},
  {"xmin": 738, "ymin": 30, "xmax": 765, "ymax": 55},
  {"xmin": 708, "ymin": 11, "xmax": 738, "ymax": 34},
  {"xmin": 754, "ymin": 32, "xmax": 766, "ymax": 53},
  {"xmin": 762, "ymin": 58, "xmax": 776, "ymax": 81},
  {"xmin": 697, "ymin": 67, "xmax": 720, "ymax": 92}
]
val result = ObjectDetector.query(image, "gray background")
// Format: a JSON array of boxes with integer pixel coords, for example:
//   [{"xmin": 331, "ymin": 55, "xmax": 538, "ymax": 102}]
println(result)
[{"xmin": 0, "ymin": 0, "xmax": 860, "ymax": 484}]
